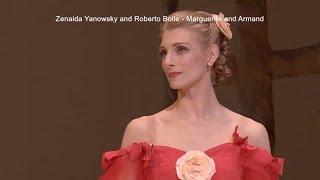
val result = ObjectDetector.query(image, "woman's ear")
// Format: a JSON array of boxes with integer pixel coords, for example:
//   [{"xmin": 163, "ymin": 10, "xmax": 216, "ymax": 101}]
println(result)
[{"xmin": 208, "ymin": 44, "xmax": 219, "ymax": 65}]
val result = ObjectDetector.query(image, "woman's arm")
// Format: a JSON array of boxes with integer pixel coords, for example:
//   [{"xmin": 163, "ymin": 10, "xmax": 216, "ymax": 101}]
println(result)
[
  {"xmin": 121, "ymin": 116, "xmax": 149, "ymax": 148},
  {"xmin": 99, "ymin": 116, "xmax": 150, "ymax": 180},
  {"xmin": 242, "ymin": 118, "xmax": 271, "ymax": 152}
]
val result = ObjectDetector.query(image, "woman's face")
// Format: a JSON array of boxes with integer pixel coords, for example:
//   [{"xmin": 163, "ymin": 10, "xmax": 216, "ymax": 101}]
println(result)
[{"xmin": 159, "ymin": 27, "xmax": 215, "ymax": 90}]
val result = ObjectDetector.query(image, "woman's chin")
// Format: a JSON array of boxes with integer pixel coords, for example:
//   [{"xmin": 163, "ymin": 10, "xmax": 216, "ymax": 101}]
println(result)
[
  {"xmin": 169, "ymin": 83, "xmax": 180, "ymax": 90},
  {"xmin": 169, "ymin": 82, "xmax": 186, "ymax": 90}
]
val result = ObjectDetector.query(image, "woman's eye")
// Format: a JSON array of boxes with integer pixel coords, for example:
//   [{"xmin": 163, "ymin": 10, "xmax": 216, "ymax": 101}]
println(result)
[
  {"xmin": 177, "ymin": 46, "xmax": 187, "ymax": 52},
  {"xmin": 159, "ymin": 50, "xmax": 167, "ymax": 56}
]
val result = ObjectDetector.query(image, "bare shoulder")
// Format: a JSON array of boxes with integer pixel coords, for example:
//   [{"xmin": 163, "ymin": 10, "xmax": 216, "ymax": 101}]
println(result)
[
  {"xmin": 120, "ymin": 116, "xmax": 151, "ymax": 148},
  {"xmin": 240, "ymin": 116, "xmax": 271, "ymax": 152}
]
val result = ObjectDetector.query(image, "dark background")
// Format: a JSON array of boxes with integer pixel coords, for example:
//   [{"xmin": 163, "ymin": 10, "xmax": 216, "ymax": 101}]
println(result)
[{"xmin": 1, "ymin": 0, "xmax": 319, "ymax": 179}]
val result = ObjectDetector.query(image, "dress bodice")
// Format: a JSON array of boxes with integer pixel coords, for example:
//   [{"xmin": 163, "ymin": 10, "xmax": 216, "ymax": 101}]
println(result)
[{"xmin": 99, "ymin": 118, "xmax": 284, "ymax": 180}]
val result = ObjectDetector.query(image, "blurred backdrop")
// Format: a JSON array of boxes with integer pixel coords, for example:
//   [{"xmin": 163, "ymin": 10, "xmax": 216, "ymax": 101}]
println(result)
[{"xmin": 0, "ymin": 0, "xmax": 319, "ymax": 179}]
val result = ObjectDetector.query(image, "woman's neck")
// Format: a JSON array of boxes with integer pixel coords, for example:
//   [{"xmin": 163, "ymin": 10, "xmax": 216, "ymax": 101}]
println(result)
[{"xmin": 172, "ymin": 82, "xmax": 224, "ymax": 125}]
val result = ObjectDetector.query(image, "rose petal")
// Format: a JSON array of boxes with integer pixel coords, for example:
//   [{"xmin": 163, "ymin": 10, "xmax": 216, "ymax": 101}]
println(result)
[
  {"xmin": 211, "ymin": 12, "xmax": 233, "ymax": 40},
  {"xmin": 176, "ymin": 151, "xmax": 216, "ymax": 180}
]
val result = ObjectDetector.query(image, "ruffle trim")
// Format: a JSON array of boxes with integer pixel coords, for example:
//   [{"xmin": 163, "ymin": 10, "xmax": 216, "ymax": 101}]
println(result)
[
  {"xmin": 101, "ymin": 125, "xmax": 284, "ymax": 177},
  {"xmin": 232, "ymin": 125, "xmax": 284, "ymax": 176},
  {"xmin": 101, "ymin": 142, "xmax": 153, "ymax": 175}
]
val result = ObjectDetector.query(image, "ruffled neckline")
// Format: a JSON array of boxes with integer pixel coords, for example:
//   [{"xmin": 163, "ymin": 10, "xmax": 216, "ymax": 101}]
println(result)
[
  {"xmin": 151, "ymin": 125, "xmax": 249, "ymax": 153},
  {"xmin": 101, "ymin": 125, "xmax": 284, "ymax": 176},
  {"xmin": 152, "ymin": 142, "xmax": 234, "ymax": 154}
]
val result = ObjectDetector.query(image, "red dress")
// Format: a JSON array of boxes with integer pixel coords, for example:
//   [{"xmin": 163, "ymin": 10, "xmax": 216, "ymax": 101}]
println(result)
[{"xmin": 99, "ymin": 125, "xmax": 284, "ymax": 180}]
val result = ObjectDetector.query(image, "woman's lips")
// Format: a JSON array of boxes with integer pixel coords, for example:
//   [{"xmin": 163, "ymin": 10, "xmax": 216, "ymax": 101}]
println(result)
[{"xmin": 168, "ymin": 72, "xmax": 182, "ymax": 78}]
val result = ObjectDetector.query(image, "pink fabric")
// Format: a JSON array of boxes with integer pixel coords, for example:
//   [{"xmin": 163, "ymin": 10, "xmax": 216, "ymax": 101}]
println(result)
[{"xmin": 99, "ymin": 126, "xmax": 284, "ymax": 180}]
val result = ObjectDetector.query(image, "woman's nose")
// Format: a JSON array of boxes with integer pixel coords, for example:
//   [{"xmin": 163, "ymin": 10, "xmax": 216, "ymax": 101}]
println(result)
[{"xmin": 163, "ymin": 52, "xmax": 175, "ymax": 67}]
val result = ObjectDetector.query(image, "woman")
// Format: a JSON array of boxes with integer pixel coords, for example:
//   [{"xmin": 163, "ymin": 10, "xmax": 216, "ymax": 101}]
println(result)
[{"xmin": 99, "ymin": 10, "xmax": 284, "ymax": 180}]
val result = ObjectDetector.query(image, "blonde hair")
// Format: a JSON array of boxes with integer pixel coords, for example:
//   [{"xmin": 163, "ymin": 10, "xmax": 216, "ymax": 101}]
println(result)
[{"xmin": 160, "ymin": 10, "xmax": 232, "ymax": 86}]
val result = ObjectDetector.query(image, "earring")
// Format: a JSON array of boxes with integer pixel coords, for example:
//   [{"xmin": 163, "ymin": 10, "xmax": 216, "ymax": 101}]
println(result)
[{"xmin": 207, "ymin": 61, "xmax": 213, "ymax": 69}]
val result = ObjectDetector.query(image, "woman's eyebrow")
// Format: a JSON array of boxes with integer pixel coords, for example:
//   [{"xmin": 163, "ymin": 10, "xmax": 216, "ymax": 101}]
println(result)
[
  {"xmin": 159, "ymin": 42, "xmax": 191, "ymax": 50},
  {"xmin": 159, "ymin": 45, "xmax": 165, "ymax": 51},
  {"xmin": 172, "ymin": 42, "xmax": 191, "ymax": 47}
]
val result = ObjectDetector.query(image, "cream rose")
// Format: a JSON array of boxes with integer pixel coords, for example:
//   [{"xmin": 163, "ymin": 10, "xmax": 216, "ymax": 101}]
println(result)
[
  {"xmin": 211, "ymin": 12, "xmax": 232, "ymax": 40},
  {"xmin": 176, "ymin": 151, "xmax": 216, "ymax": 180}
]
